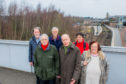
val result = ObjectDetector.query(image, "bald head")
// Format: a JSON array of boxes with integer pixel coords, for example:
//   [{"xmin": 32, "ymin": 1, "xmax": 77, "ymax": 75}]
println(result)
[{"xmin": 61, "ymin": 34, "xmax": 71, "ymax": 47}]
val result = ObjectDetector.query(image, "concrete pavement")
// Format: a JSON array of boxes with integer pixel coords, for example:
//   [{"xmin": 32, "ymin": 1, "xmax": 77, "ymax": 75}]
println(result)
[
  {"xmin": 0, "ymin": 67, "xmax": 36, "ymax": 84},
  {"xmin": 105, "ymin": 25, "xmax": 122, "ymax": 46}
]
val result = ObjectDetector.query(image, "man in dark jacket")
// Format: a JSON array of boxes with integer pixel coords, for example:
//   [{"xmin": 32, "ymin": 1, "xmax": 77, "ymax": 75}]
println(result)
[
  {"xmin": 29, "ymin": 27, "xmax": 41, "ymax": 84},
  {"xmin": 34, "ymin": 34, "xmax": 59, "ymax": 84},
  {"xmin": 49, "ymin": 27, "xmax": 62, "ymax": 51},
  {"xmin": 58, "ymin": 34, "xmax": 81, "ymax": 84}
]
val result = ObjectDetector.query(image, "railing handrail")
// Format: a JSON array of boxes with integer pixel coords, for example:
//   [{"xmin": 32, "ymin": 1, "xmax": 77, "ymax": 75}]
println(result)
[
  {"xmin": 0, "ymin": 39, "xmax": 29, "ymax": 45},
  {"xmin": 0, "ymin": 39, "xmax": 126, "ymax": 53}
]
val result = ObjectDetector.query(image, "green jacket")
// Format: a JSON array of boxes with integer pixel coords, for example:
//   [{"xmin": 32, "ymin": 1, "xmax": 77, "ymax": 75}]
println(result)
[{"xmin": 34, "ymin": 44, "xmax": 59, "ymax": 80}]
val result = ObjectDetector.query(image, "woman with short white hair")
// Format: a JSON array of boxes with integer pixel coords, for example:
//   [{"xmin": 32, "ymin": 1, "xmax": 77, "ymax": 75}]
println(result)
[{"xmin": 34, "ymin": 33, "xmax": 59, "ymax": 84}]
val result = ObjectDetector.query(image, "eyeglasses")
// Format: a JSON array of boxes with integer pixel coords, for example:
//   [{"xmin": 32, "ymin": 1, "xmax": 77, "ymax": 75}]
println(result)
[{"xmin": 41, "ymin": 39, "xmax": 48, "ymax": 41}]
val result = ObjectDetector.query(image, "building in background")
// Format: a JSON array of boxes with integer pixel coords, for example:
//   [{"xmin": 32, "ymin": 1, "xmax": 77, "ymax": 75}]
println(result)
[{"xmin": 106, "ymin": 14, "xmax": 126, "ymax": 28}]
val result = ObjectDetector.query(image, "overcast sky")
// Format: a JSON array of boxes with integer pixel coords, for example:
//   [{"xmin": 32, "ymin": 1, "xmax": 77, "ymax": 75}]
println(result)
[{"xmin": 4, "ymin": 0, "xmax": 126, "ymax": 18}]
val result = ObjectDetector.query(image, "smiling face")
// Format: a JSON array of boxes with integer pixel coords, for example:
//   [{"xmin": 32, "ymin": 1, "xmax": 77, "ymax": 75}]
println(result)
[
  {"xmin": 76, "ymin": 35, "xmax": 83, "ymax": 43},
  {"xmin": 52, "ymin": 29, "xmax": 58, "ymax": 38},
  {"xmin": 33, "ymin": 29, "xmax": 40, "ymax": 39},
  {"xmin": 61, "ymin": 35, "xmax": 70, "ymax": 47},
  {"xmin": 91, "ymin": 42, "xmax": 98, "ymax": 54},
  {"xmin": 41, "ymin": 36, "xmax": 49, "ymax": 45}
]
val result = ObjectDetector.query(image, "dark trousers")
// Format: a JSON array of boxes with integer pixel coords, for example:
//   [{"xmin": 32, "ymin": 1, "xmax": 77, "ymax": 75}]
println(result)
[
  {"xmin": 36, "ymin": 77, "xmax": 55, "ymax": 84},
  {"xmin": 36, "ymin": 76, "xmax": 40, "ymax": 84}
]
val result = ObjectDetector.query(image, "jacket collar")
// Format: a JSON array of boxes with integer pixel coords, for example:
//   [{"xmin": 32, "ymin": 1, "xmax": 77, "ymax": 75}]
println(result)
[
  {"xmin": 76, "ymin": 40, "xmax": 84, "ymax": 44},
  {"xmin": 61, "ymin": 42, "xmax": 75, "ymax": 49},
  {"xmin": 51, "ymin": 35, "xmax": 60, "ymax": 40},
  {"xmin": 32, "ymin": 36, "xmax": 40, "ymax": 43},
  {"xmin": 85, "ymin": 50, "xmax": 105, "ymax": 60},
  {"xmin": 38, "ymin": 43, "xmax": 50, "ymax": 51},
  {"xmin": 70, "ymin": 43, "xmax": 75, "ymax": 49}
]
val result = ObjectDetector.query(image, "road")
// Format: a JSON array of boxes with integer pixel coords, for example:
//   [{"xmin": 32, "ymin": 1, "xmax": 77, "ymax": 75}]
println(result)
[
  {"xmin": 0, "ymin": 67, "xmax": 35, "ymax": 84},
  {"xmin": 93, "ymin": 26, "xmax": 102, "ymax": 36},
  {"xmin": 105, "ymin": 25, "xmax": 122, "ymax": 46}
]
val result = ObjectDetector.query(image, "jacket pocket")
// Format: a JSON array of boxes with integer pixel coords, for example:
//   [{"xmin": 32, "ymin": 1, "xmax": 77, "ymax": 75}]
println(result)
[
  {"xmin": 46, "ymin": 68, "xmax": 56, "ymax": 79},
  {"xmin": 48, "ymin": 56, "xmax": 54, "ymax": 66},
  {"xmin": 35, "ymin": 68, "xmax": 41, "ymax": 78}
]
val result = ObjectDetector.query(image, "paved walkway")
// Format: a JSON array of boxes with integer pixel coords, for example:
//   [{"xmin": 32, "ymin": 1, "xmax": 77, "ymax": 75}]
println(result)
[
  {"xmin": 0, "ymin": 67, "xmax": 36, "ymax": 84},
  {"xmin": 105, "ymin": 25, "xmax": 122, "ymax": 47},
  {"xmin": 120, "ymin": 27, "xmax": 126, "ymax": 47}
]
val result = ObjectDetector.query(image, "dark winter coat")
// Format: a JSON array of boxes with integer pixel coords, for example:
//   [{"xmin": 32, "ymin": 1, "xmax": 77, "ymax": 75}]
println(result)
[
  {"xmin": 59, "ymin": 44, "xmax": 81, "ymax": 84},
  {"xmin": 34, "ymin": 44, "xmax": 59, "ymax": 80},
  {"xmin": 29, "ymin": 36, "xmax": 41, "ymax": 62},
  {"xmin": 49, "ymin": 35, "xmax": 62, "ymax": 51}
]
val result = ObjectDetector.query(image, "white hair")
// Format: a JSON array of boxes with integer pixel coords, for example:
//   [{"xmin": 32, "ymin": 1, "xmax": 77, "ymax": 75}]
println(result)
[
  {"xmin": 61, "ymin": 34, "xmax": 70, "ymax": 39},
  {"xmin": 52, "ymin": 27, "xmax": 59, "ymax": 32},
  {"xmin": 40, "ymin": 34, "xmax": 49, "ymax": 40}
]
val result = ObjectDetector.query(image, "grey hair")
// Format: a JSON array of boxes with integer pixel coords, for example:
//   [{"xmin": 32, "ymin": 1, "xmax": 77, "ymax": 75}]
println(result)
[
  {"xmin": 40, "ymin": 34, "xmax": 49, "ymax": 40},
  {"xmin": 33, "ymin": 27, "xmax": 41, "ymax": 32},
  {"xmin": 61, "ymin": 34, "xmax": 70, "ymax": 39},
  {"xmin": 52, "ymin": 27, "xmax": 59, "ymax": 32}
]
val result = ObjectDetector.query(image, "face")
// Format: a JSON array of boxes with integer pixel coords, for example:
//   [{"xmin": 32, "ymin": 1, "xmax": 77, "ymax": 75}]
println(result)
[
  {"xmin": 76, "ymin": 35, "xmax": 83, "ymax": 43},
  {"xmin": 62, "ymin": 36, "xmax": 70, "ymax": 47},
  {"xmin": 52, "ymin": 30, "xmax": 58, "ymax": 37},
  {"xmin": 41, "ymin": 37, "xmax": 49, "ymax": 45},
  {"xmin": 91, "ymin": 43, "xmax": 98, "ymax": 54},
  {"xmin": 33, "ymin": 29, "xmax": 40, "ymax": 39}
]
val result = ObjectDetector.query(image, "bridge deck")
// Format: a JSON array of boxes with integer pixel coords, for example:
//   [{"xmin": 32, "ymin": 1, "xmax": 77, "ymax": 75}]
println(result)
[{"xmin": 0, "ymin": 67, "xmax": 35, "ymax": 84}]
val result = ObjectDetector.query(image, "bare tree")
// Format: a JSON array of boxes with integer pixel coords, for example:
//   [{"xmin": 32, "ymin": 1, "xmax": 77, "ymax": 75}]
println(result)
[
  {"xmin": 0, "ymin": 0, "xmax": 4, "ymax": 38},
  {"xmin": 0, "ymin": 2, "xmax": 81, "ymax": 41}
]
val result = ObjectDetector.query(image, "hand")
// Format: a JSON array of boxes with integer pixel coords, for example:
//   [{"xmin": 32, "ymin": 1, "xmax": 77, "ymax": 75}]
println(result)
[
  {"xmin": 57, "ymin": 75, "xmax": 61, "ymax": 79},
  {"xmin": 83, "ymin": 61, "xmax": 88, "ymax": 66},
  {"xmin": 70, "ymin": 79, "xmax": 75, "ymax": 84},
  {"xmin": 30, "ymin": 62, "xmax": 33, "ymax": 66}
]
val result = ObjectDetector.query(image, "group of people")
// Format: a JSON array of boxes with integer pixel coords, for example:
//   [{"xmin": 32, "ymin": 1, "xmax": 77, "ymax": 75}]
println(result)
[{"xmin": 29, "ymin": 27, "xmax": 109, "ymax": 84}]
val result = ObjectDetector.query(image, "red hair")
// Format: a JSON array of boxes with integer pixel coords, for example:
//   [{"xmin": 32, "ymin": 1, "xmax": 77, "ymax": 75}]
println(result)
[{"xmin": 89, "ymin": 41, "xmax": 101, "ymax": 51}]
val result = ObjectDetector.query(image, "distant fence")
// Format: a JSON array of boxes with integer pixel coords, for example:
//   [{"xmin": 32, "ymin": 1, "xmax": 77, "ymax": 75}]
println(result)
[{"xmin": 0, "ymin": 39, "xmax": 126, "ymax": 84}]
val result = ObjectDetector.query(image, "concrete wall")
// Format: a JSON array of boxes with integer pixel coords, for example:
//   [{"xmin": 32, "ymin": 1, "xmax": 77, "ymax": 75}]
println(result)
[
  {"xmin": 0, "ymin": 40, "xmax": 126, "ymax": 84},
  {"xmin": 102, "ymin": 46, "xmax": 126, "ymax": 84},
  {"xmin": 0, "ymin": 40, "xmax": 31, "ymax": 72}
]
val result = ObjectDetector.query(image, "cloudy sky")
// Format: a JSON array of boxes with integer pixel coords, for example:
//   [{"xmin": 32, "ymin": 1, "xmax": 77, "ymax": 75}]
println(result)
[{"xmin": 4, "ymin": 0, "xmax": 126, "ymax": 18}]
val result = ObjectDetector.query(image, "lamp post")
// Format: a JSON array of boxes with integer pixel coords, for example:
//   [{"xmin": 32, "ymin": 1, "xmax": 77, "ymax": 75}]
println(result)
[{"xmin": 97, "ymin": 23, "xmax": 98, "ymax": 35}]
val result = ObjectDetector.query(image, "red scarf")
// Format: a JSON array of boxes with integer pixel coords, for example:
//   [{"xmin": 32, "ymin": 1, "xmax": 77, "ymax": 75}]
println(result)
[
  {"xmin": 41, "ymin": 43, "xmax": 49, "ymax": 51},
  {"xmin": 76, "ymin": 40, "xmax": 85, "ymax": 54}
]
